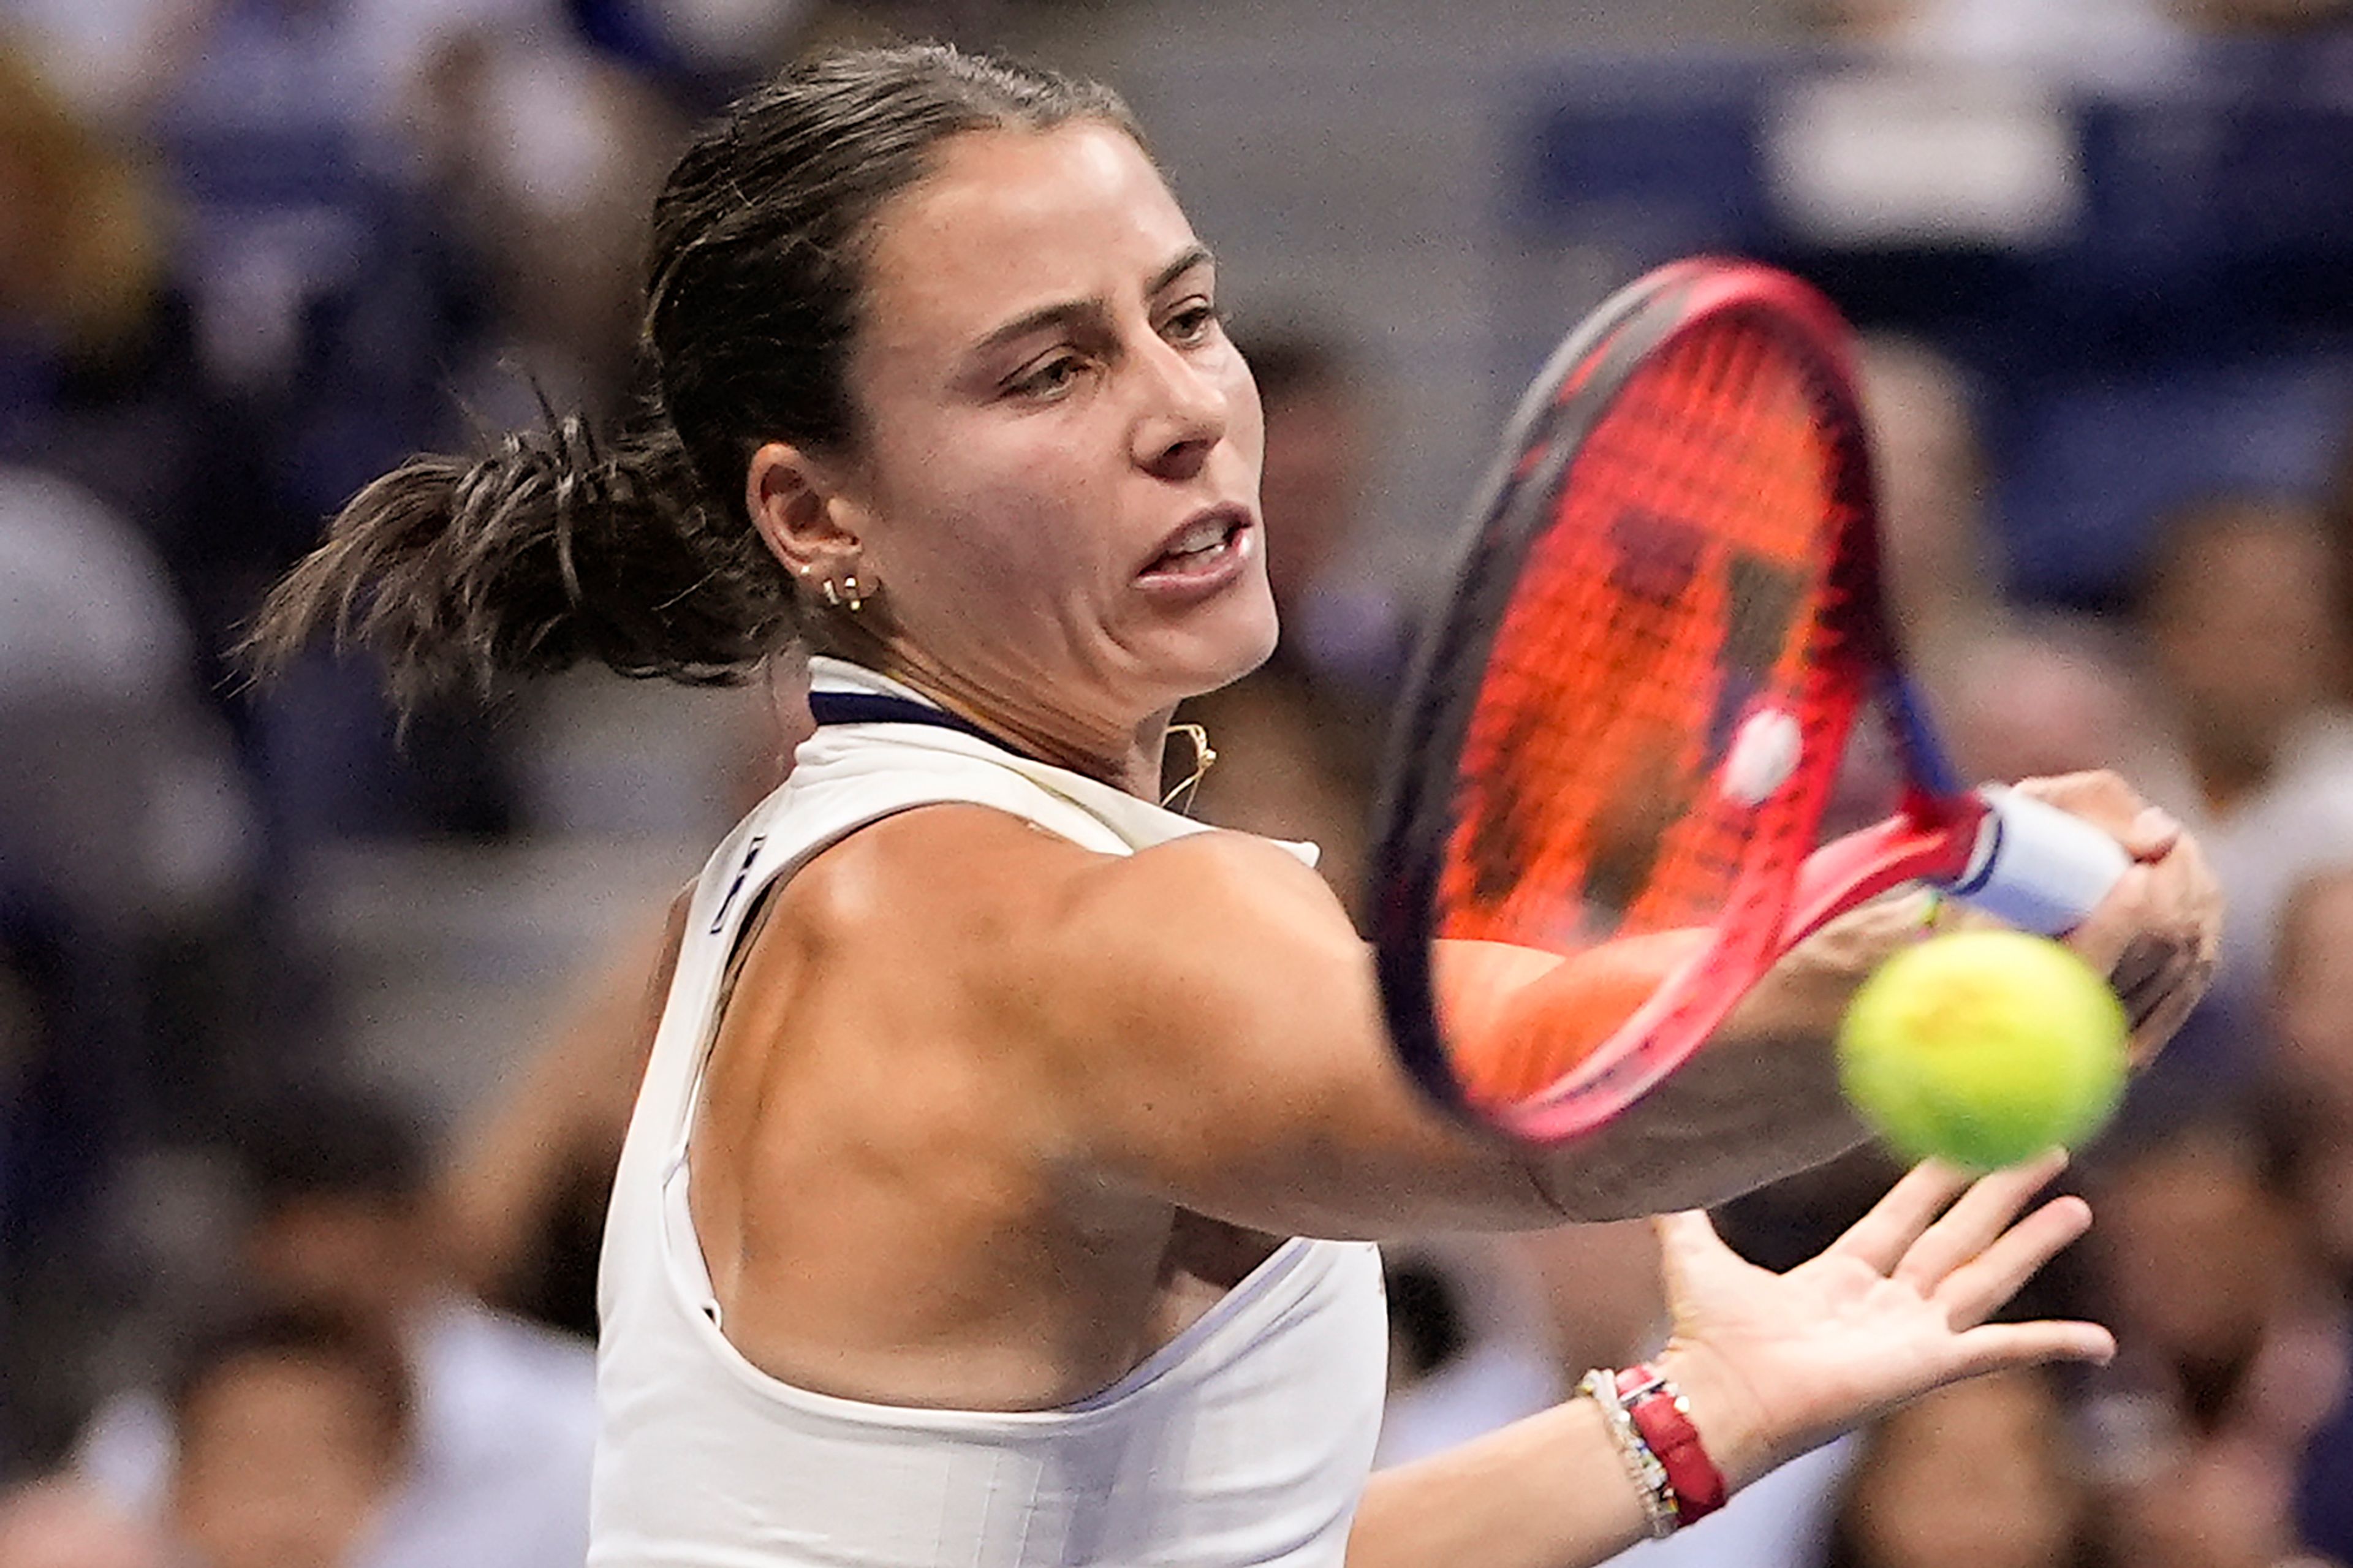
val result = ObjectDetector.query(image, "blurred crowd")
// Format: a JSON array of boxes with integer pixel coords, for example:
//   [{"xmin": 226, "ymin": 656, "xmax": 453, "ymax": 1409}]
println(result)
[{"xmin": 6, "ymin": 1, "xmax": 2353, "ymax": 1565}]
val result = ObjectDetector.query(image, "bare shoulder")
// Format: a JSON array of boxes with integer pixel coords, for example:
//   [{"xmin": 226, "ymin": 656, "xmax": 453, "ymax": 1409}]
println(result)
[
  {"xmin": 772, "ymin": 803, "xmax": 1349, "ymax": 986},
  {"xmin": 763, "ymin": 803, "xmax": 1363, "ymax": 1107},
  {"xmin": 732, "ymin": 801, "xmax": 1540, "ymax": 1237}
]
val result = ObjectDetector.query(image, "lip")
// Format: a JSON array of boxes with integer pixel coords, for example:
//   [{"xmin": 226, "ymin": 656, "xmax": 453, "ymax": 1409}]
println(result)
[{"xmin": 1134, "ymin": 503, "xmax": 1258, "ymax": 600}]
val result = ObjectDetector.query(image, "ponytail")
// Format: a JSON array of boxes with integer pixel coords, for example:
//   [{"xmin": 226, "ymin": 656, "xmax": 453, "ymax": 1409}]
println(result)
[
  {"xmin": 240, "ymin": 414, "xmax": 795, "ymax": 711},
  {"xmin": 244, "ymin": 44, "xmax": 1146, "ymax": 711}
]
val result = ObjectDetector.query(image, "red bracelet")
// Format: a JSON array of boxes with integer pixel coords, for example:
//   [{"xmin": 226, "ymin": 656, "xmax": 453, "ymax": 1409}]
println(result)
[{"xmin": 1615, "ymin": 1364, "xmax": 1729, "ymax": 1528}]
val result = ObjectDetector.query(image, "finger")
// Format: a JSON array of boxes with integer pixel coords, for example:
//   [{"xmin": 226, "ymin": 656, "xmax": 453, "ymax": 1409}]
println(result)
[
  {"xmin": 1935, "ymin": 1194, "xmax": 2094, "ymax": 1329},
  {"xmin": 2115, "ymin": 943, "xmax": 2205, "ymax": 1041},
  {"xmin": 1822, "ymin": 1161, "xmax": 1973, "ymax": 1274},
  {"xmin": 2122, "ymin": 806, "xmax": 2183, "ymax": 862},
  {"xmin": 2010, "ymin": 771, "xmax": 2144, "ymax": 838},
  {"xmin": 2139, "ymin": 831, "xmax": 2222, "ymax": 961},
  {"xmin": 1891, "ymin": 1151, "xmax": 2071, "ymax": 1294},
  {"xmin": 1947, "ymin": 1319, "xmax": 2117, "ymax": 1381},
  {"xmin": 2128, "ymin": 956, "xmax": 2216, "ymax": 1065},
  {"xmin": 1653, "ymin": 1208, "xmax": 1723, "ymax": 1261},
  {"xmin": 1653, "ymin": 1208, "xmax": 1746, "ymax": 1301},
  {"xmin": 2058, "ymin": 861, "xmax": 2154, "ymax": 976},
  {"xmin": 2107, "ymin": 933, "xmax": 2179, "ymax": 1018}
]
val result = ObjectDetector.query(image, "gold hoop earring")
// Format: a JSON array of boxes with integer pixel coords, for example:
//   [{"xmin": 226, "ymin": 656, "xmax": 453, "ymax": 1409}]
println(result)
[
  {"xmin": 844, "ymin": 575, "xmax": 864, "ymax": 613},
  {"xmin": 820, "ymin": 578, "xmax": 840, "ymax": 608}
]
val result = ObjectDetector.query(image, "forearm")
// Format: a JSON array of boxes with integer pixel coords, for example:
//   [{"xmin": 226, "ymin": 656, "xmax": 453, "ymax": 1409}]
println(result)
[
  {"xmin": 1347, "ymin": 1399, "xmax": 1649, "ymax": 1568},
  {"xmin": 1347, "ymin": 1349, "xmax": 1768, "ymax": 1568},
  {"xmin": 1509, "ymin": 892, "xmax": 1937, "ymax": 1220}
]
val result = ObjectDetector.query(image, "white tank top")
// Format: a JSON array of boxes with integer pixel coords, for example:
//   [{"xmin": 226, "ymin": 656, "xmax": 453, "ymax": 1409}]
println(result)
[{"xmin": 589, "ymin": 659, "xmax": 1390, "ymax": 1568}]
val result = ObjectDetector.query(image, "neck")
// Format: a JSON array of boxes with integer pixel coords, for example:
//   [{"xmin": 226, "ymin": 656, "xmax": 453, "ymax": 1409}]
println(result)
[{"xmin": 839, "ymin": 640, "xmax": 1172, "ymax": 800}]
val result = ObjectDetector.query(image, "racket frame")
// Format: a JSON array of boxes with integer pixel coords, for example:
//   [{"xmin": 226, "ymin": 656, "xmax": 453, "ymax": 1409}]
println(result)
[{"xmin": 1371, "ymin": 261, "xmax": 1991, "ymax": 1143}]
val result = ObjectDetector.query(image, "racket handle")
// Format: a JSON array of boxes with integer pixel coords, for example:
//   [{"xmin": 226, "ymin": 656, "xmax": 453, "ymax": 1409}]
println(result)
[{"xmin": 1943, "ymin": 786, "xmax": 2132, "ymax": 935}]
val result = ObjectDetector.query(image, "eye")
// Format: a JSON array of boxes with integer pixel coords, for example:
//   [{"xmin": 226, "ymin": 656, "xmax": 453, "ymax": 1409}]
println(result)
[
  {"xmin": 1008, "ymin": 352, "xmax": 1087, "ymax": 401},
  {"xmin": 1163, "ymin": 299, "xmax": 1220, "ymax": 347}
]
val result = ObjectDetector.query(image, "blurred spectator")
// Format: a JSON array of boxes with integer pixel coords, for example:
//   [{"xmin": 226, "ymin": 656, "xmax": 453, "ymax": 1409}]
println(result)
[
  {"xmin": 1818, "ymin": 1370, "xmax": 2100, "ymax": 1568},
  {"xmin": 1851, "ymin": 335, "xmax": 2002, "ymax": 691},
  {"xmin": 165, "ymin": 1309, "xmax": 414, "ymax": 1568},
  {"xmin": 1374, "ymin": 1239, "xmax": 1556, "ymax": 1470},
  {"xmin": 0, "ymin": 42, "xmax": 218, "ymax": 601},
  {"xmin": 4, "ymin": 0, "xmax": 211, "ymax": 130},
  {"xmin": 2134, "ymin": 494, "xmax": 2353, "ymax": 994},
  {"xmin": 0, "ymin": 462, "xmax": 274, "ymax": 1135},
  {"xmin": 439, "ymin": 650, "xmax": 810, "ymax": 1335},
  {"xmin": 1251, "ymin": 335, "xmax": 1372, "ymax": 658},
  {"xmin": 1247, "ymin": 328, "xmax": 1404, "ymax": 702},
  {"xmin": 2177, "ymin": 0, "xmax": 2352, "ymax": 32},
  {"xmin": 2082, "ymin": 1118, "xmax": 2347, "ymax": 1568},
  {"xmin": 1936, "ymin": 615, "xmax": 2189, "ymax": 790},
  {"xmin": 1817, "ymin": 0, "xmax": 2192, "ymax": 83},
  {"xmin": 0, "ymin": 462, "xmax": 265, "ymax": 1467},
  {"xmin": 2265, "ymin": 865, "xmax": 2353, "ymax": 1284},
  {"xmin": 2261, "ymin": 865, "xmax": 2353, "ymax": 1564},
  {"xmin": 0, "ymin": 1475, "xmax": 170, "ymax": 1568},
  {"xmin": 0, "ymin": 467, "xmax": 254, "ymax": 938},
  {"xmin": 0, "ymin": 45, "xmax": 164, "ymax": 367},
  {"xmin": 115, "ymin": 0, "xmax": 550, "ymax": 845},
  {"xmin": 564, "ymin": 0, "xmax": 817, "ymax": 105},
  {"xmin": 77, "ymin": 1089, "xmax": 598, "ymax": 1568},
  {"xmin": 436, "ymin": 910, "xmax": 672, "ymax": 1338},
  {"xmin": 407, "ymin": 25, "xmax": 683, "ymax": 424},
  {"xmin": 1820, "ymin": 336, "xmax": 2006, "ymax": 838},
  {"xmin": 1177, "ymin": 328, "xmax": 1396, "ymax": 909}
]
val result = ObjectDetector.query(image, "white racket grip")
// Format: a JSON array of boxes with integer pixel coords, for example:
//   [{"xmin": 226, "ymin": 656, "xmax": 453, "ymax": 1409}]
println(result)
[{"xmin": 1942, "ymin": 786, "xmax": 2133, "ymax": 935}]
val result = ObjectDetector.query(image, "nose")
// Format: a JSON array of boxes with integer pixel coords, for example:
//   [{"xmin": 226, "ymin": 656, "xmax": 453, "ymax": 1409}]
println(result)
[{"xmin": 1129, "ymin": 335, "xmax": 1227, "ymax": 482}]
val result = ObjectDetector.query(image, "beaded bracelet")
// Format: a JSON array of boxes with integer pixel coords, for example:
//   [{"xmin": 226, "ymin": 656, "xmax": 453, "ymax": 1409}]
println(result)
[{"xmin": 1577, "ymin": 1368, "xmax": 1678, "ymax": 1540}]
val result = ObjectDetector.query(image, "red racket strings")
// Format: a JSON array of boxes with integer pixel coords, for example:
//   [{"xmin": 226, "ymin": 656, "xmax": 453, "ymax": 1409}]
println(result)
[{"xmin": 1437, "ymin": 316, "xmax": 1851, "ymax": 1107}]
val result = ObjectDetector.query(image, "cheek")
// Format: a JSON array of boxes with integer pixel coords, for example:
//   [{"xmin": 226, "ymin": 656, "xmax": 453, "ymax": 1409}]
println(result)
[{"xmin": 874, "ymin": 426, "xmax": 1115, "ymax": 612}]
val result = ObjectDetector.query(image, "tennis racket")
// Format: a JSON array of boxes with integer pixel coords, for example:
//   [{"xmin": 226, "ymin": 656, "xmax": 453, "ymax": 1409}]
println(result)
[{"xmin": 1369, "ymin": 259, "xmax": 2130, "ymax": 1144}]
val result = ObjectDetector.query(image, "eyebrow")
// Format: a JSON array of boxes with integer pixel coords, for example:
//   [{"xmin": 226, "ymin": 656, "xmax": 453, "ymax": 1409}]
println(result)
[{"xmin": 970, "ymin": 244, "xmax": 1218, "ymax": 358}]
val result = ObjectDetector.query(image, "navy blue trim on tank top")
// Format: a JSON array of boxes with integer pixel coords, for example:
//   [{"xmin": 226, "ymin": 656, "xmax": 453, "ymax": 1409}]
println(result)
[{"xmin": 805, "ymin": 690, "xmax": 1039, "ymax": 761}]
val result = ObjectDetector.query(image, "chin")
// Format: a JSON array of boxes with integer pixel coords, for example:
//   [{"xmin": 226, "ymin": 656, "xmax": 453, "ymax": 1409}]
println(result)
[{"xmin": 1176, "ymin": 590, "xmax": 1282, "ymax": 699}]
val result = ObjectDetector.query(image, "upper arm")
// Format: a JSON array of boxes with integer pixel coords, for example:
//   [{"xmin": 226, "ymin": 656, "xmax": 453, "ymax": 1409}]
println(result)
[
  {"xmin": 990, "ymin": 825, "xmax": 1566, "ymax": 1237},
  {"xmin": 813, "ymin": 806, "xmax": 1875, "ymax": 1237}
]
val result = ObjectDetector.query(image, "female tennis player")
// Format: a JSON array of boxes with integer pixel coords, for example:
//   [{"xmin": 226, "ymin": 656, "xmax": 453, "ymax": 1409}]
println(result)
[{"xmin": 247, "ymin": 45, "xmax": 2220, "ymax": 1568}]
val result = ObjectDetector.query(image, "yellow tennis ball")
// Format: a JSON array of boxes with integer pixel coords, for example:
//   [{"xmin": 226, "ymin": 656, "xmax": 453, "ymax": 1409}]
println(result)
[{"xmin": 1837, "ymin": 928, "xmax": 2129, "ymax": 1171}]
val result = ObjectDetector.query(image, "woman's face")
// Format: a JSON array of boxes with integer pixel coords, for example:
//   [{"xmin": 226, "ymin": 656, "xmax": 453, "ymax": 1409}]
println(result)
[{"xmin": 822, "ymin": 122, "xmax": 1273, "ymax": 741}]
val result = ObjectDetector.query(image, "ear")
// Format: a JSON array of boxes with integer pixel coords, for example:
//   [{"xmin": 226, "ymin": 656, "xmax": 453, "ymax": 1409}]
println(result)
[{"xmin": 745, "ymin": 440, "xmax": 872, "ymax": 579}]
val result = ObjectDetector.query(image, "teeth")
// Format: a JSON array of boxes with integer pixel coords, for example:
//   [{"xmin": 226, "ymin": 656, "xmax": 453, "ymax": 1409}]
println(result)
[{"xmin": 1165, "ymin": 520, "xmax": 1228, "ymax": 558}]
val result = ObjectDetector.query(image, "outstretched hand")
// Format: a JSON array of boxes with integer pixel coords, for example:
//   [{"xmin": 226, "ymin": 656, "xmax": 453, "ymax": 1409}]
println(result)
[{"xmin": 1652, "ymin": 1152, "xmax": 2112, "ymax": 1491}]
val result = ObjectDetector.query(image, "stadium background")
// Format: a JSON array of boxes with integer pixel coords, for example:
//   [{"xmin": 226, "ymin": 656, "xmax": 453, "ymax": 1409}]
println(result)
[{"xmin": 4, "ymin": 2, "xmax": 2353, "ymax": 1564}]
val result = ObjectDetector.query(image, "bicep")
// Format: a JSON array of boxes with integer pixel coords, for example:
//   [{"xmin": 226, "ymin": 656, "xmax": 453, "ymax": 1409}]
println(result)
[
  {"xmin": 1015, "ymin": 833, "xmax": 1566, "ymax": 1237},
  {"xmin": 1014, "ymin": 831, "xmax": 1895, "ymax": 1230}
]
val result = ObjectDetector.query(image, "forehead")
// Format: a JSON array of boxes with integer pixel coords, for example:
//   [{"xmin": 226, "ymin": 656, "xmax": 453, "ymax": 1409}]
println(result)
[{"xmin": 860, "ymin": 123, "xmax": 1198, "ymax": 347}]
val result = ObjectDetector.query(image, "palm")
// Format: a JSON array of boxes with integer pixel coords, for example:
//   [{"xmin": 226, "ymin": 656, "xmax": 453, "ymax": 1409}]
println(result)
[{"xmin": 1652, "ymin": 1154, "xmax": 2114, "ymax": 1480}]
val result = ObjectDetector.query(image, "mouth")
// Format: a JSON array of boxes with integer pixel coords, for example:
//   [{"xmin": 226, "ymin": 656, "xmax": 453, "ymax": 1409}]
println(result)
[{"xmin": 1137, "ymin": 504, "xmax": 1256, "ymax": 586}]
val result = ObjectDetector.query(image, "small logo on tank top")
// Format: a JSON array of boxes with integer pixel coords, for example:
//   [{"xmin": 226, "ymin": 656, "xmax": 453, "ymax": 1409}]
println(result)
[{"xmin": 709, "ymin": 836, "xmax": 768, "ymax": 934}]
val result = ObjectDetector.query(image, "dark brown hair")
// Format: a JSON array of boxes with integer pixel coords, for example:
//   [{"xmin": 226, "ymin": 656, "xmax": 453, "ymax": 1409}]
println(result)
[{"xmin": 242, "ymin": 44, "xmax": 1141, "ymax": 710}]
